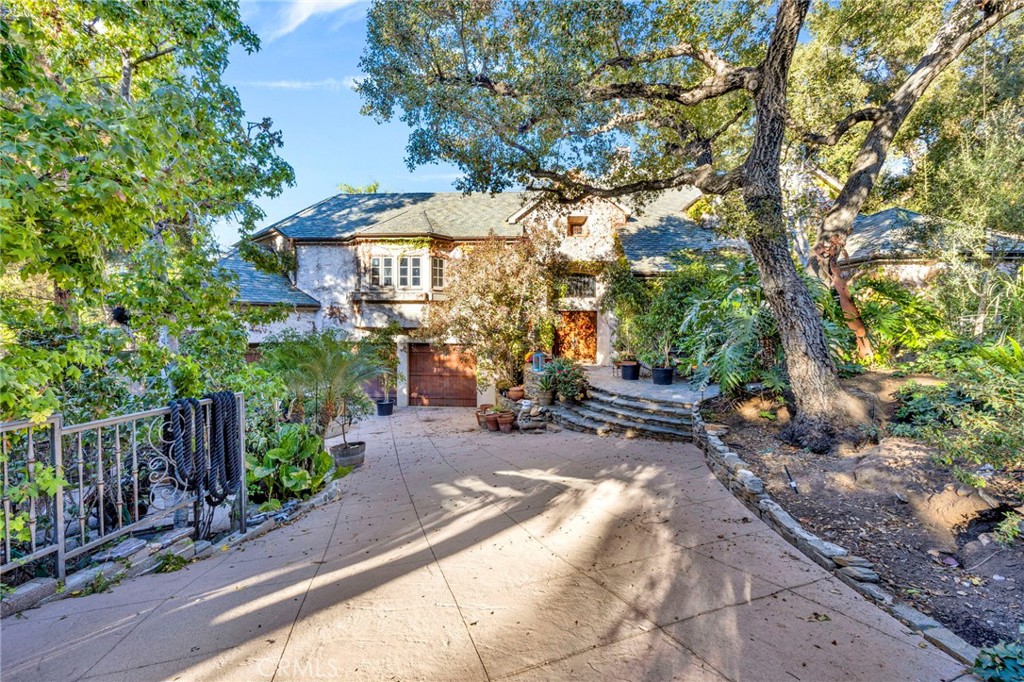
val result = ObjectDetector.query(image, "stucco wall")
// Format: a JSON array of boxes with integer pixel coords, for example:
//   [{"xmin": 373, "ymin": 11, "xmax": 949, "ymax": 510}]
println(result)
[
  {"xmin": 246, "ymin": 310, "xmax": 319, "ymax": 344},
  {"xmin": 294, "ymin": 244, "xmax": 359, "ymax": 333},
  {"xmin": 521, "ymin": 198, "xmax": 625, "ymax": 263}
]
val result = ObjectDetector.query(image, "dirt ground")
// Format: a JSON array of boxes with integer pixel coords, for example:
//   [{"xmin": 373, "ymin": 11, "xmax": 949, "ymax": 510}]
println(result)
[{"xmin": 702, "ymin": 371, "xmax": 1024, "ymax": 648}]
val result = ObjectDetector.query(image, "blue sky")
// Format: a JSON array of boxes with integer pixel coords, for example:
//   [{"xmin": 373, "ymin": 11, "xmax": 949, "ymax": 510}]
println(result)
[{"xmin": 217, "ymin": 1, "xmax": 461, "ymax": 246}]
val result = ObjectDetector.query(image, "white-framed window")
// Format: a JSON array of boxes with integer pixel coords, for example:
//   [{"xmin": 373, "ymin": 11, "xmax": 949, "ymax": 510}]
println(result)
[
  {"xmin": 370, "ymin": 256, "xmax": 393, "ymax": 286},
  {"xmin": 431, "ymin": 257, "xmax": 445, "ymax": 289},
  {"xmin": 399, "ymin": 256, "xmax": 421, "ymax": 287}
]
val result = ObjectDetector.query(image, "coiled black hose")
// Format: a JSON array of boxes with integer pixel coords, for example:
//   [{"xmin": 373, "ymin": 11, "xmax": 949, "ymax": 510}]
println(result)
[
  {"xmin": 203, "ymin": 392, "xmax": 242, "ymax": 505},
  {"xmin": 163, "ymin": 398, "xmax": 206, "ymax": 490}
]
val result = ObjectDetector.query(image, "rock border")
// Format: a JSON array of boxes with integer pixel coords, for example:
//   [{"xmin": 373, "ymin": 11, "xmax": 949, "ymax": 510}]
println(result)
[
  {"xmin": 1, "ymin": 474, "xmax": 348, "ymax": 619},
  {"xmin": 690, "ymin": 410, "xmax": 981, "ymax": 666}
]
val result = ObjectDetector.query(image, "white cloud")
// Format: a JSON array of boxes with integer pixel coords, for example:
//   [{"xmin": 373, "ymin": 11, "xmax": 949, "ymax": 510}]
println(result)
[
  {"xmin": 243, "ymin": 0, "xmax": 366, "ymax": 40},
  {"xmin": 240, "ymin": 77, "xmax": 361, "ymax": 91}
]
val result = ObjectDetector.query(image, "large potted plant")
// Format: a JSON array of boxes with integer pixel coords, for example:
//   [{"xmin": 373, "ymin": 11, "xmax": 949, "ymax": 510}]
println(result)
[
  {"xmin": 261, "ymin": 329, "xmax": 383, "ymax": 466},
  {"xmin": 639, "ymin": 333, "xmax": 676, "ymax": 386},
  {"xmin": 362, "ymin": 321, "xmax": 403, "ymax": 417}
]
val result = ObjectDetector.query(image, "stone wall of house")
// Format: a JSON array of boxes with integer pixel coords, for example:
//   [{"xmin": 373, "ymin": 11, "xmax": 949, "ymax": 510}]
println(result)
[{"xmin": 521, "ymin": 198, "xmax": 626, "ymax": 263}]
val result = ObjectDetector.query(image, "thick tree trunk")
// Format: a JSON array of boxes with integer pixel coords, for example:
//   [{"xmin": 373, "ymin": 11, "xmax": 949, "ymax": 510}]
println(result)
[
  {"xmin": 745, "ymin": 200, "xmax": 868, "ymax": 452},
  {"xmin": 739, "ymin": 0, "xmax": 869, "ymax": 452}
]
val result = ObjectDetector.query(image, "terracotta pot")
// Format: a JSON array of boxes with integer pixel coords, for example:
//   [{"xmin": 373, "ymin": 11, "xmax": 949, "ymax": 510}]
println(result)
[
  {"xmin": 507, "ymin": 386, "xmax": 525, "ymax": 401},
  {"xmin": 498, "ymin": 421, "xmax": 514, "ymax": 433},
  {"xmin": 537, "ymin": 390, "xmax": 554, "ymax": 407},
  {"xmin": 484, "ymin": 412, "xmax": 500, "ymax": 432},
  {"xmin": 475, "ymin": 410, "xmax": 488, "ymax": 428},
  {"xmin": 497, "ymin": 412, "xmax": 515, "ymax": 424}
]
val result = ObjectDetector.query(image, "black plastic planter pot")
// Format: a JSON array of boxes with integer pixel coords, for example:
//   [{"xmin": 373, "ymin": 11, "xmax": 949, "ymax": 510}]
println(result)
[
  {"xmin": 376, "ymin": 400, "xmax": 395, "ymax": 416},
  {"xmin": 620, "ymin": 362, "xmax": 640, "ymax": 381},
  {"xmin": 651, "ymin": 367, "xmax": 674, "ymax": 385}
]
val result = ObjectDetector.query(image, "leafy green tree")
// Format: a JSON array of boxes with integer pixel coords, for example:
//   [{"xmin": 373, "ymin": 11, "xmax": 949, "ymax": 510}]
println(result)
[
  {"xmin": 358, "ymin": 0, "xmax": 1021, "ymax": 452},
  {"xmin": 423, "ymin": 233, "xmax": 563, "ymax": 389},
  {"xmin": 1, "ymin": 0, "xmax": 294, "ymax": 421}
]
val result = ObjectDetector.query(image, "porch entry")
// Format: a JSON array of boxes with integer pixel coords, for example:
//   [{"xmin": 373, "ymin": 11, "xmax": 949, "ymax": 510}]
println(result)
[
  {"xmin": 554, "ymin": 311, "xmax": 597, "ymax": 363},
  {"xmin": 408, "ymin": 343, "xmax": 477, "ymax": 406}
]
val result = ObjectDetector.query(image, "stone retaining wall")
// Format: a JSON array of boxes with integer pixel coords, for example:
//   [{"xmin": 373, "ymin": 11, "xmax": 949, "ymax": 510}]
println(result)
[{"xmin": 690, "ymin": 409, "xmax": 981, "ymax": 665}]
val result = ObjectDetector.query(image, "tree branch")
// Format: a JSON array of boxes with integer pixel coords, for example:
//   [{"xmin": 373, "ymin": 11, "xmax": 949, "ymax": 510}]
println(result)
[
  {"xmin": 794, "ymin": 107, "xmax": 885, "ymax": 146},
  {"xmin": 529, "ymin": 163, "xmax": 744, "ymax": 199},
  {"xmin": 131, "ymin": 44, "xmax": 178, "ymax": 68},
  {"xmin": 815, "ymin": 0, "xmax": 1024, "ymax": 261},
  {"xmin": 586, "ymin": 67, "xmax": 756, "ymax": 106},
  {"xmin": 590, "ymin": 41, "xmax": 737, "ymax": 81}
]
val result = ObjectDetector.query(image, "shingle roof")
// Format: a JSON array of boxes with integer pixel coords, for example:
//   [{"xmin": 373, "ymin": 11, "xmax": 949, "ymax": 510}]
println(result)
[
  {"xmin": 619, "ymin": 187, "xmax": 747, "ymax": 274},
  {"xmin": 255, "ymin": 192, "xmax": 528, "ymax": 241},
  {"xmin": 219, "ymin": 251, "xmax": 320, "ymax": 307},
  {"xmin": 842, "ymin": 207, "xmax": 1024, "ymax": 262},
  {"xmin": 841, "ymin": 207, "xmax": 933, "ymax": 262}
]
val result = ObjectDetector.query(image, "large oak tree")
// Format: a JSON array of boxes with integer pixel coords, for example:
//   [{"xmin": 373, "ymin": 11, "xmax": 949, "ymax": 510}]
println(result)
[{"xmin": 358, "ymin": 0, "xmax": 1022, "ymax": 452}]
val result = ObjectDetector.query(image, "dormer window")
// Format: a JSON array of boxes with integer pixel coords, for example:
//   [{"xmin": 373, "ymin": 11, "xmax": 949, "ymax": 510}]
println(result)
[{"xmin": 567, "ymin": 215, "xmax": 588, "ymax": 237}]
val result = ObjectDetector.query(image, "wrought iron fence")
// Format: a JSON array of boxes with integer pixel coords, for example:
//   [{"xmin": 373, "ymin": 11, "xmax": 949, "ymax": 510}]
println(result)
[{"xmin": 1, "ymin": 394, "xmax": 246, "ymax": 581}]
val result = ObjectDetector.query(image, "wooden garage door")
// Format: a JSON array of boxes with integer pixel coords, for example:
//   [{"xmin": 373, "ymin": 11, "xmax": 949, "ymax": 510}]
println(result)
[
  {"xmin": 408, "ymin": 343, "xmax": 477, "ymax": 407},
  {"xmin": 554, "ymin": 311, "xmax": 597, "ymax": 363}
]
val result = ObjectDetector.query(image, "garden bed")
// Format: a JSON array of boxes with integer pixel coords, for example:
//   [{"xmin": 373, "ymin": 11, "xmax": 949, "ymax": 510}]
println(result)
[{"xmin": 701, "ymin": 370, "xmax": 1023, "ymax": 649}]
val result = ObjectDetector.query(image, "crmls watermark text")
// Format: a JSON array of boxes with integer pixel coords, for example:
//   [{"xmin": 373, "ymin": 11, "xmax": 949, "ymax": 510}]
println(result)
[{"xmin": 256, "ymin": 658, "xmax": 342, "ymax": 678}]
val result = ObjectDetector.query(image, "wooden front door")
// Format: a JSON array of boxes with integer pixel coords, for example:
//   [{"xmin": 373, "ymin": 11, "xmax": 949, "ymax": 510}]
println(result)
[
  {"xmin": 555, "ymin": 311, "xmax": 597, "ymax": 363},
  {"xmin": 408, "ymin": 343, "xmax": 477, "ymax": 406}
]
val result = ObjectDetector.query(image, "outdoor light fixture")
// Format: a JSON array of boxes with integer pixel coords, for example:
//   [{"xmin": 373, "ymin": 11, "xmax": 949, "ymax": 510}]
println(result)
[{"xmin": 531, "ymin": 350, "xmax": 545, "ymax": 372}]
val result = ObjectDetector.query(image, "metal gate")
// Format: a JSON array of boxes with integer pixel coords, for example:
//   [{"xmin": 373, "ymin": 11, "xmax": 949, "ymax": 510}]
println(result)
[{"xmin": 0, "ymin": 394, "xmax": 246, "ymax": 580}]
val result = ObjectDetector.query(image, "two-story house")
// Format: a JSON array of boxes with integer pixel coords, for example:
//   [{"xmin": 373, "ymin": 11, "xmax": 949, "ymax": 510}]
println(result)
[
  {"xmin": 221, "ymin": 188, "xmax": 716, "ymax": 405},
  {"xmin": 224, "ymin": 189, "xmax": 1007, "ymax": 406}
]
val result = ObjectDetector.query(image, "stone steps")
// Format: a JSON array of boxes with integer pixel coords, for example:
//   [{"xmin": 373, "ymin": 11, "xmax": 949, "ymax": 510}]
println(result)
[
  {"xmin": 587, "ymin": 385, "xmax": 696, "ymax": 412},
  {"xmin": 581, "ymin": 398, "xmax": 694, "ymax": 429},
  {"xmin": 550, "ymin": 403, "xmax": 693, "ymax": 441}
]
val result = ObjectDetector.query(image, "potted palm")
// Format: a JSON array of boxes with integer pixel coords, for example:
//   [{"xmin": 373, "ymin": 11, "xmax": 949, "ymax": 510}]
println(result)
[{"xmin": 261, "ymin": 329, "xmax": 383, "ymax": 467}]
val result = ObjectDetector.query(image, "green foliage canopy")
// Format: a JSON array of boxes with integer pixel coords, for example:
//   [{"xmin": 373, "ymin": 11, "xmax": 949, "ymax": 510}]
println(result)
[{"xmin": 0, "ymin": 0, "xmax": 294, "ymax": 421}]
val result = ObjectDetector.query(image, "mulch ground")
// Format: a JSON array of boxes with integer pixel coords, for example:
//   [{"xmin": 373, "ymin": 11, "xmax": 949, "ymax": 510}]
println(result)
[{"xmin": 701, "ymin": 371, "xmax": 1024, "ymax": 648}]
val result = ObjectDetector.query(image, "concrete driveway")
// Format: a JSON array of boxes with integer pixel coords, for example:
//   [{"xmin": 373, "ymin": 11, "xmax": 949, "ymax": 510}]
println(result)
[{"xmin": 2, "ymin": 409, "xmax": 968, "ymax": 681}]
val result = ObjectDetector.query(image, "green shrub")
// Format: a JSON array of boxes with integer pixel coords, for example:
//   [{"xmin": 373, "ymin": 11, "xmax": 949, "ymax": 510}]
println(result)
[
  {"xmin": 891, "ymin": 340, "xmax": 1024, "ymax": 486},
  {"xmin": 543, "ymin": 358, "xmax": 588, "ymax": 400},
  {"xmin": 247, "ymin": 423, "xmax": 336, "ymax": 511},
  {"xmin": 853, "ymin": 277, "xmax": 953, "ymax": 363},
  {"xmin": 973, "ymin": 631, "xmax": 1024, "ymax": 682}
]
